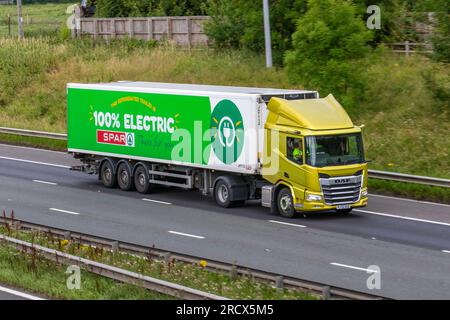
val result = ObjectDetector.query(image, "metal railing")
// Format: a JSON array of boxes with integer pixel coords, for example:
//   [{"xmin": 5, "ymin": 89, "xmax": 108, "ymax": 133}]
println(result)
[
  {"xmin": 0, "ymin": 216, "xmax": 387, "ymax": 300},
  {"xmin": 0, "ymin": 127, "xmax": 67, "ymax": 140},
  {"xmin": 0, "ymin": 232, "xmax": 227, "ymax": 300},
  {"xmin": 0, "ymin": 126, "xmax": 449, "ymax": 188}
]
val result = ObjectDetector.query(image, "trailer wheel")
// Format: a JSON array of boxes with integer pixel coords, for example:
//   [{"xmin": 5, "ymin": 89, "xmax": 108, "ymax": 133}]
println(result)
[
  {"xmin": 117, "ymin": 162, "xmax": 134, "ymax": 191},
  {"xmin": 100, "ymin": 160, "xmax": 117, "ymax": 188},
  {"xmin": 134, "ymin": 165, "xmax": 154, "ymax": 194},
  {"xmin": 277, "ymin": 188, "xmax": 296, "ymax": 218}
]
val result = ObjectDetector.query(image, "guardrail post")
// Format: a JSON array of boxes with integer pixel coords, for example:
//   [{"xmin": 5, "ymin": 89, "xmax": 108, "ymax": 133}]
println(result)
[
  {"xmin": 111, "ymin": 241, "xmax": 119, "ymax": 253},
  {"xmin": 275, "ymin": 276, "xmax": 284, "ymax": 289},
  {"xmin": 162, "ymin": 252, "xmax": 171, "ymax": 263},
  {"xmin": 322, "ymin": 286, "xmax": 331, "ymax": 300},
  {"xmin": 63, "ymin": 231, "xmax": 71, "ymax": 240},
  {"xmin": 229, "ymin": 263, "xmax": 238, "ymax": 281}
]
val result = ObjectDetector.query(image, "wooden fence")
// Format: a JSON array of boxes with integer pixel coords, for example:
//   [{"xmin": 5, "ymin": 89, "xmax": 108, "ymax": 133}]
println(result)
[
  {"xmin": 73, "ymin": 14, "xmax": 209, "ymax": 47},
  {"xmin": 384, "ymin": 41, "xmax": 433, "ymax": 56}
]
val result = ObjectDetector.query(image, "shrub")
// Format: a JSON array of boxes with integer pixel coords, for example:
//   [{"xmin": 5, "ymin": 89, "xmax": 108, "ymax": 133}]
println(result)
[{"xmin": 285, "ymin": 0, "xmax": 373, "ymax": 111}]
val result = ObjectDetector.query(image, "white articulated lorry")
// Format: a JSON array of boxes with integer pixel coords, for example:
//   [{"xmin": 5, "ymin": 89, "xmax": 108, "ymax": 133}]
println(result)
[{"xmin": 68, "ymin": 82, "xmax": 368, "ymax": 217}]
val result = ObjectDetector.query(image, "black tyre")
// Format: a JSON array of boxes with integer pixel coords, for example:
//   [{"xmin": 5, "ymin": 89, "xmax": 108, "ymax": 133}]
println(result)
[
  {"xmin": 100, "ymin": 160, "xmax": 117, "ymax": 188},
  {"xmin": 117, "ymin": 162, "xmax": 134, "ymax": 191},
  {"xmin": 277, "ymin": 188, "xmax": 296, "ymax": 218},
  {"xmin": 134, "ymin": 165, "xmax": 154, "ymax": 194},
  {"xmin": 214, "ymin": 180, "xmax": 232, "ymax": 208},
  {"xmin": 214, "ymin": 180, "xmax": 246, "ymax": 208}
]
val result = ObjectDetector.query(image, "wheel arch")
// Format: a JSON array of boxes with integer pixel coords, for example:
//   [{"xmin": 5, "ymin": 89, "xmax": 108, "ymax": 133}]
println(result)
[{"xmin": 213, "ymin": 175, "xmax": 248, "ymax": 201}]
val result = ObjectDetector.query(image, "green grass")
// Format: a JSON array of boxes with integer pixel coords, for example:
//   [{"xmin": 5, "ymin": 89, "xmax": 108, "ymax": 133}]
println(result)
[
  {"xmin": 0, "ymin": 133, "xmax": 66, "ymax": 151},
  {"xmin": 0, "ymin": 225, "xmax": 317, "ymax": 300},
  {"xmin": 0, "ymin": 242, "xmax": 171, "ymax": 300},
  {"xmin": 0, "ymin": 2, "xmax": 73, "ymax": 37},
  {"xmin": 368, "ymin": 178, "xmax": 450, "ymax": 204},
  {"xmin": 0, "ymin": 37, "xmax": 447, "ymax": 180}
]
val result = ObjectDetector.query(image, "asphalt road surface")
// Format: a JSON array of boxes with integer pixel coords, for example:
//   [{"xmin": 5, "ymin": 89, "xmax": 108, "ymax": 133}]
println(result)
[
  {"xmin": 0, "ymin": 285, "xmax": 44, "ymax": 300},
  {"xmin": 0, "ymin": 144, "xmax": 449, "ymax": 299}
]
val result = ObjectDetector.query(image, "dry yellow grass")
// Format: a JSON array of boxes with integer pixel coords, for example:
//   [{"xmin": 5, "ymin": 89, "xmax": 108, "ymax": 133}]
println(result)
[{"xmin": 0, "ymin": 38, "xmax": 448, "ymax": 178}]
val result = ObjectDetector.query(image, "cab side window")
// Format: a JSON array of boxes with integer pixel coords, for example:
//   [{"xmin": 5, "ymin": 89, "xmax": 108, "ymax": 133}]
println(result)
[{"xmin": 287, "ymin": 137, "xmax": 303, "ymax": 164}]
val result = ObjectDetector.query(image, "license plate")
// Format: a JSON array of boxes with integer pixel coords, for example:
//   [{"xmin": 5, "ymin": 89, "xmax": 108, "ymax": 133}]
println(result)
[{"xmin": 336, "ymin": 204, "xmax": 351, "ymax": 210}]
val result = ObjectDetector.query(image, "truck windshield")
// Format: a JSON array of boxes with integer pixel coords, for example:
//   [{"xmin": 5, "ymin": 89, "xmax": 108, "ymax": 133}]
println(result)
[{"xmin": 305, "ymin": 133, "xmax": 365, "ymax": 167}]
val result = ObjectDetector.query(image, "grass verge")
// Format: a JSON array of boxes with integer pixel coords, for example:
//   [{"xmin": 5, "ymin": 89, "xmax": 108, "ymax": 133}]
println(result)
[
  {"xmin": 0, "ymin": 133, "xmax": 66, "ymax": 151},
  {"xmin": 368, "ymin": 178, "xmax": 450, "ymax": 204},
  {"xmin": 0, "ymin": 225, "xmax": 317, "ymax": 300},
  {"xmin": 0, "ymin": 242, "xmax": 171, "ymax": 300}
]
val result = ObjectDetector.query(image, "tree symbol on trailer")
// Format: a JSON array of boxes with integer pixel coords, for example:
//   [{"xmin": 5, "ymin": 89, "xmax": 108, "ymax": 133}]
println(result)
[{"xmin": 210, "ymin": 100, "xmax": 244, "ymax": 164}]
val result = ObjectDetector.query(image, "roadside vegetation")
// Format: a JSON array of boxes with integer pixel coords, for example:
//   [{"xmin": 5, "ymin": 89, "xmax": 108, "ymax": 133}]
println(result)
[
  {"xmin": 0, "ymin": 2, "xmax": 72, "ymax": 37},
  {"xmin": 0, "ymin": 1, "xmax": 448, "ymax": 198},
  {"xmin": 0, "ymin": 224, "xmax": 317, "ymax": 300},
  {"xmin": 0, "ymin": 37, "xmax": 448, "ymax": 179}
]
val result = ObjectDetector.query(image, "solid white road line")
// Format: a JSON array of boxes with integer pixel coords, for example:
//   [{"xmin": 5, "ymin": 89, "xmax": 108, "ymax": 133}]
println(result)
[
  {"xmin": 0, "ymin": 156, "xmax": 70, "ymax": 169},
  {"xmin": 168, "ymin": 231, "xmax": 205, "ymax": 239},
  {"xmin": 32, "ymin": 180, "xmax": 57, "ymax": 186},
  {"xmin": 0, "ymin": 285, "xmax": 45, "ymax": 300},
  {"xmin": 268, "ymin": 220, "xmax": 307, "ymax": 228},
  {"xmin": 442, "ymin": 250, "xmax": 450, "ymax": 254},
  {"xmin": 354, "ymin": 209, "xmax": 450, "ymax": 227},
  {"xmin": 330, "ymin": 262, "xmax": 378, "ymax": 273},
  {"xmin": 49, "ymin": 208, "xmax": 80, "ymax": 215},
  {"xmin": 369, "ymin": 193, "xmax": 450, "ymax": 208},
  {"xmin": 142, "ymin": 198, "xmax": 172, "ymax": 205}
]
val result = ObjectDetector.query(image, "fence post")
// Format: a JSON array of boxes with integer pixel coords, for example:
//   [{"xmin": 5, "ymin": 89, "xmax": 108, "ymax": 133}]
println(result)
[
  {"xmin": 167, "ymin": 17, "xmax": 172, "ymax": 41},
  {"xmin": 73, "ymin": 5, "xmax": 81, "ymax": 38},
  {"xmin": 111, "ymin": 19, "xmax": 116, "ymax": 39},
  {"xmin": 405, "ymin": 40, "xmax": 410, "ymax": 56},
  {"xmin": 147, "ymin": 18, "xmax": 153, "ymax": 41},
  {"xmin": 186, "ymin": 17, "xmax": 192, "ymax": 48},
  {"xmin": 128, "ymin": 18, "xmax": 134, "ymax": 38},
  {"xmin": 93, "ymin": 19, "xmax": 98, "ymax": 40},
  {"xmin": 8, "ymin": 14, "xmax": 11, "ymax": 36}
]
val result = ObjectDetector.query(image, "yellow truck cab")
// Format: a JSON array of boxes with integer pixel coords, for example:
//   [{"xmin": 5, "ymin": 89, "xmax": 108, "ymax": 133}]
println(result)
[{"xmin": 261, "ymin": 94, "xmax": 368, "ymax": 217}]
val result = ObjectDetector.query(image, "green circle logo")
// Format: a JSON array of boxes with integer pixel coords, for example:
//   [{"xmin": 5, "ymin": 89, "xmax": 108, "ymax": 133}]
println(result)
[{"xmin": 210, "ymin": 100, "xmax": 244, "ymax": 164}]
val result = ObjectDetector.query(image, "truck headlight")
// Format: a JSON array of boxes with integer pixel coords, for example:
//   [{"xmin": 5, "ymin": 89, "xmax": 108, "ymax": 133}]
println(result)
[
  {"xmin": 361, "ymin": 189, "xmax": 368, "ymax": 197},
  {"xmin": 306, "ymin": 194, "xmax": 322, "ymax": 202}
]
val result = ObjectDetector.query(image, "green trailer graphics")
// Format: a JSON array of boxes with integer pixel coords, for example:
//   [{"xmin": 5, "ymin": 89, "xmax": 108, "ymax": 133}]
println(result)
[{"xmin": 67, "ymin": 84, "xmax": 259, "ymax": 173}]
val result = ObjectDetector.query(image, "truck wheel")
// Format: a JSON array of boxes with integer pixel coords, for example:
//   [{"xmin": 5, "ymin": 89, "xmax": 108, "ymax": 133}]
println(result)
[
  {"xmin": 277, "ymin": 188, "xmax": 296, "ymax": 218},
  {"xmin": 134, "ymin": 165, "xmax": 154, "ymax": 194},
  {"xmin": 117, "ymin": 162, "xmax": 134, "ymax": 191},
  {"xmin": 100, "ymin": 161, "xmax": 117, "ymax": 188},
  {"xmin": 214, "ymin": 180, "xmax": 246, "ymax": 208},
  {"xmin": 215, "ymin": 180, "xmax": 232, "ymax": 208}
]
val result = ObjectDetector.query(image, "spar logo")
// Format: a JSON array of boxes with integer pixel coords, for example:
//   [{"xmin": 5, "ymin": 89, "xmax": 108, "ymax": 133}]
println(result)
[
  {"xmin": 210, "ymin": 100, "xmax": 244, "ymax": 164},
  {"xmin": 97, "ymin": 130, "xmax": 135, "ymax": 147}
]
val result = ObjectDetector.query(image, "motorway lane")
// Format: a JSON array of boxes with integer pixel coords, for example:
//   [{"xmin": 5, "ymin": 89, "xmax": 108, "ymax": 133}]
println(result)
[
  {"xmin": 0, "ymin": 144, "xmax": 449, "ymax": 299},
  {"xmin": 0, "ymin": 285, "xmax": 44, "ymax": 300}
]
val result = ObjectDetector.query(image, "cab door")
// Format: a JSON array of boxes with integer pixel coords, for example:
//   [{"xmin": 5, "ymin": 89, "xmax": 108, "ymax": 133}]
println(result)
[{"xmin": 279, "ymin": 134, "xmax": 307, "ymax": 195}]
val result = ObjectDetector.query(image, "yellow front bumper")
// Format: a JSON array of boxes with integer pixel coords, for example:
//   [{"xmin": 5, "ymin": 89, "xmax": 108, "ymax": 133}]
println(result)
[{"xmin": 294, "ymin": 196, "xmax": 368, "ymax": 212}]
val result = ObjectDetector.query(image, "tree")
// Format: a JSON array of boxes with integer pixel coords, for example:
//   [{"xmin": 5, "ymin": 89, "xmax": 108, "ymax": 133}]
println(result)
[
  {"xmin": 95, "ymin": 0, "xmax": 205, "ymax": 18},
  {"xmin": 204, "ymin": 0, "xmax": 308, "ymax": 66},
  {"xmin": 285, "ymin": 0, "xmax": 373, "ymax": 110}
]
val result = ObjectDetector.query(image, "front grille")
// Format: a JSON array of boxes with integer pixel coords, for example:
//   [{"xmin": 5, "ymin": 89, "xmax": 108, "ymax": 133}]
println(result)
[{"xmin": 320, "ymin": 175, "xmax": 362, "ymax": 205}]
